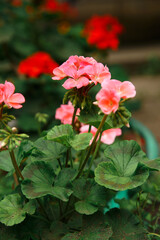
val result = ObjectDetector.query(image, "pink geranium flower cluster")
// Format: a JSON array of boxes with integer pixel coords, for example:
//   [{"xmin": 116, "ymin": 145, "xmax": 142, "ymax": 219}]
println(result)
[
  {"xmin": 96, "ymin": 79, "xmax": 136, "ymax": 115},
  {"xmin": 54, "ymin": 55, "xmax": 136, "ymax": 145},
  {"xmin": 52, "ymin": 55, "xmax": 111, "ymax": 89},
  {"xmin": 0, "ymin": 81, "xmax": 25, "ymax": 109}
]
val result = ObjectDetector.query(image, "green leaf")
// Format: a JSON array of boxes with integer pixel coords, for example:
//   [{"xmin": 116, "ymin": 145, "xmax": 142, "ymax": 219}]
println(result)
[
  {"xmin": 55, "ymin": 168, "xmax": 77, "ymax": 188},
  {"xmin": 0, "ymin": 194, "xmax": 36, "ymax": 226},
  {"xmin": 34, "ymin": 137, "xmax": 67, "ymax": 161},
  {"xmin": 47, "ymin": 124, "xmax": 74, "ymax": 147},
  {"xmin": 104, "ymin": 140, "xmax": 148, "ymax": 176},
  {"xmin": 75, "ymin": 201, "xmax": 98, "ymax": 215},
  {"xmin": 30, "ymin": 137, "xmax": 67, "ymax": 169},
  {"xmin": 95, "ymin": 140, "xmax": 149, "ymax": 191},
  {"xmin": 141, "ymin": 158, "xmax": 160, "ymax": 171},
  {"xmin": 22, "ymin": 161, "xmax": 73, "ymax": 201},
  {"xmin": 69, "ymin": 133, "xmax": 92, "ymax": 151},
  {"xmin": 95, "ymin": 161, "xmax": 149, "ymax": 191},
  {"xmin": 72, "ymin": 179, "xmax": 109, "ymax": 215},
  {"xmin": 105, "ymin": 209, "xmax": 148, "ymax": 240},
  {"xmin": 0, "ymin": 149, "xmax": 21, "ymax": 173},
  {"xmin": 62, "ymin": 212, "xmax": 113, "ymax": 240}
]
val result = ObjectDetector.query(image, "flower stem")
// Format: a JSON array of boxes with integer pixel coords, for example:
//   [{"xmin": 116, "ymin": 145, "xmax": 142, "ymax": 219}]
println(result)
[
  {"xmin": 148, "ymin": 232, "xmax": 160, "ymax": 238},
  {"xmin": 9, "ymin": 150, "xmax": 24, "ymax": 180},
  {"xmin": 76, "ymin": 114, "xmax": 107, "ymax": 178},
  {"xmin": 0, "ymin": 103, "xmax": 4, "ymax": 119},
  {"xmin": 72, "ymin": 106, "xmax": 78, "ymax": 128},
  {"xmin": 57, "ymin": 158, "xmax": 62, "ymax": 169},
  {"xmin": 65, "ymin": 148, "xmax": 71, "ymax": 168},
  {"xmin": 86, "ymin": 131, "xmax": 102, "ymax": 178}
]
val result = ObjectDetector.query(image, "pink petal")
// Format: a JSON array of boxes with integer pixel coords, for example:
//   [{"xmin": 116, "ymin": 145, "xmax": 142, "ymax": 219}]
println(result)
[
  {"xmin": 4, "ymin": 81, "xmax": 15, "ymax": 98},
  {"xmin": 8, "ymin": 93, "xmax": 25, "ymax": 103},
  {"xmin": 52, "ymin": 66, "xmax": 67, "ymax": 80},
  {"xmin": 96, "ymin": 89, "xmax": 120, "ymax": 115},
  {"xmin": 75, "ymin": 77, "xmax": 90, "ymax": 89},
  {"xmin": 6, "ymin": 93, "xmax": 25, "ymax": 109},
  {"xmin": 101, "ymin": 79, "xmax": 121, "ymax": 90},
  {"xmin": 61, "ymin": 64, "xmax": 77, "ymax": 79},
  {"xmin": 120, "ymin": 81, "xmax": 136, "ymax": 99},
  {"xmin": 101, "ymin": 128, "xmax": 122, "ymax": 144},
  {"xmin": 62, "ymin": 78, "xmax": 77, "ymax": 89}
]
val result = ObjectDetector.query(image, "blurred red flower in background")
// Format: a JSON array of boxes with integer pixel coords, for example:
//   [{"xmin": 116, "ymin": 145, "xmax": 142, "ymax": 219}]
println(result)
[
  {"xmin": 11, "ymin": 0, "xmax": 22, "ymax": 7},
  {"xmin": 83, "ymin": 15, "xmax": 123, "ymax": 50},
  {"xmin": 18, "ymin": 52, "xmax": 59, "ymax": 78},
  {"xmin": 41, "ymin": 0, "xmax": 77, "ymax": 16}
]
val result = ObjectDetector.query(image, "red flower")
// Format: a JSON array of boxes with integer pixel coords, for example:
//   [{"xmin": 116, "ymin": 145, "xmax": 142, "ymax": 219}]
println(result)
[
  {"xmin": 40, "ymin": 0, "xmax": 77, "ymax": 16},
  {"xmin": 18, "ymin": 52, "xmax": 59, "ymax": 78},
  {"xmin": 83, "ymin": 15, "xmax": 123, "ymax": 50},
  {"xmin": 11, "ymin": 0, "xmax": 22, "ymax": 7}
]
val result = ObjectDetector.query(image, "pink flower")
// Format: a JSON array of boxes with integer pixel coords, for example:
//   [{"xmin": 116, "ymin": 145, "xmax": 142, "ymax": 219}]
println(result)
[
  {"xmin": 80, "ymin": 124, "xmax": 121, "ymax": 145},
  {"xmin": 53, "ymin": 55, "xmax": 112, "ymax": 89},
  {"xmin": 3, "ymin": 81, "xmax": 25, "ymax": 109},
  {"xmin": 102, "ymin": 79, "xmax": 136, "ymax": 99},
  {"xmin": 96, "ymin": 88, "xmax": 120, "ymax": 115},
  {"xmin": 0, "ymin": 84, "xmax": 4, "ymax": 104},
  {"xmin": 55, "ymin": 101, "xmax": 80, "ymax": 124},
  {"xmin": 53, "ymin": 56, "xmax": 92, "ymax": 89},
  {"xmin": 101, "ymin": 128, "xmax": 122, "ymax": 144},
  {"xmin": 87, "ymin": 62, "xmax": 111, "ymax": 84}
]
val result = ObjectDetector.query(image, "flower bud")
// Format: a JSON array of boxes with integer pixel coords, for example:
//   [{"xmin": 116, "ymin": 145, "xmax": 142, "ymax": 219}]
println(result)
[{"xmin": 12, "ymin": 127, "xmax": 18, "ymax": 134}]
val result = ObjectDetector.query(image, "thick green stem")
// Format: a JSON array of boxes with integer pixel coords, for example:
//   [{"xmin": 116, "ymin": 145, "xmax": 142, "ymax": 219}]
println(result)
[
  {"xmin": 9, "ymin": 150, "xmax": 24, "ymax": 180},
  {"xmin": 65, "ymin": 148, "xmax": 70, "ymax": 168},
  {"xmin": 77, "ymin": 114, "xmax": 107, "ymax": 178},
  {"xmin": 86, "ymin": 131, "xmax": 102, "ymax": 178},
  {"xmin": 0, "ymin": 103, "xmax": 4, "ymax": 119},
  {"xmin": 57, "ymin": 158, "xmax": 62, "ymax": 169},
  {"xmin": 72, "ymin": 106, "xmax": 78, "ymax": 128},
  {"xmin": 148, "ymin": 232, "xmax": 160, "ymax": 238}
]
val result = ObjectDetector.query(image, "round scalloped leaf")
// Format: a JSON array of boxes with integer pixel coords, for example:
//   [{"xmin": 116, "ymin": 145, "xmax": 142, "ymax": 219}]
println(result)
[
  {"xmin": 62, "ymin": 212, "xmax": 113, "ymax": 240},
  {"xmin": 95, "ymin": 162, "xmax": 149, "ymax": 191},
  {"xmin": 75, "ymin": 201, "xmax": 98, "ymax": 215},
  {"xmin": 105, "ymin": 209, "xmax": 148, "ymax": 240},
  {"xmin": 72, "ymin": 178, "xmax": 110, "ymax": 215},
  {"xmin": 69, "ymin": 133, "xmax": 93, "ymax": 151},
  {"xmin": 104, "ymin": 140, "xmax": 149, "ymax": 176},
  {"xmin": 141, "ymin": 158, "xmax": 160, "ymax": 171},
  {"xmin": 33, "ymin": 137, "xmax": 67, "ymax": 161},
  {"xmin": 47, "ymin": 124, "xmax": 74, "ymax": 147},
  {"xmin": 21, "ymin": 161, "xmax": 72, "ymax": 201},
  {"xmin": 0, "ymin": 194, "xmax": 36, "ymax": 226}
]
